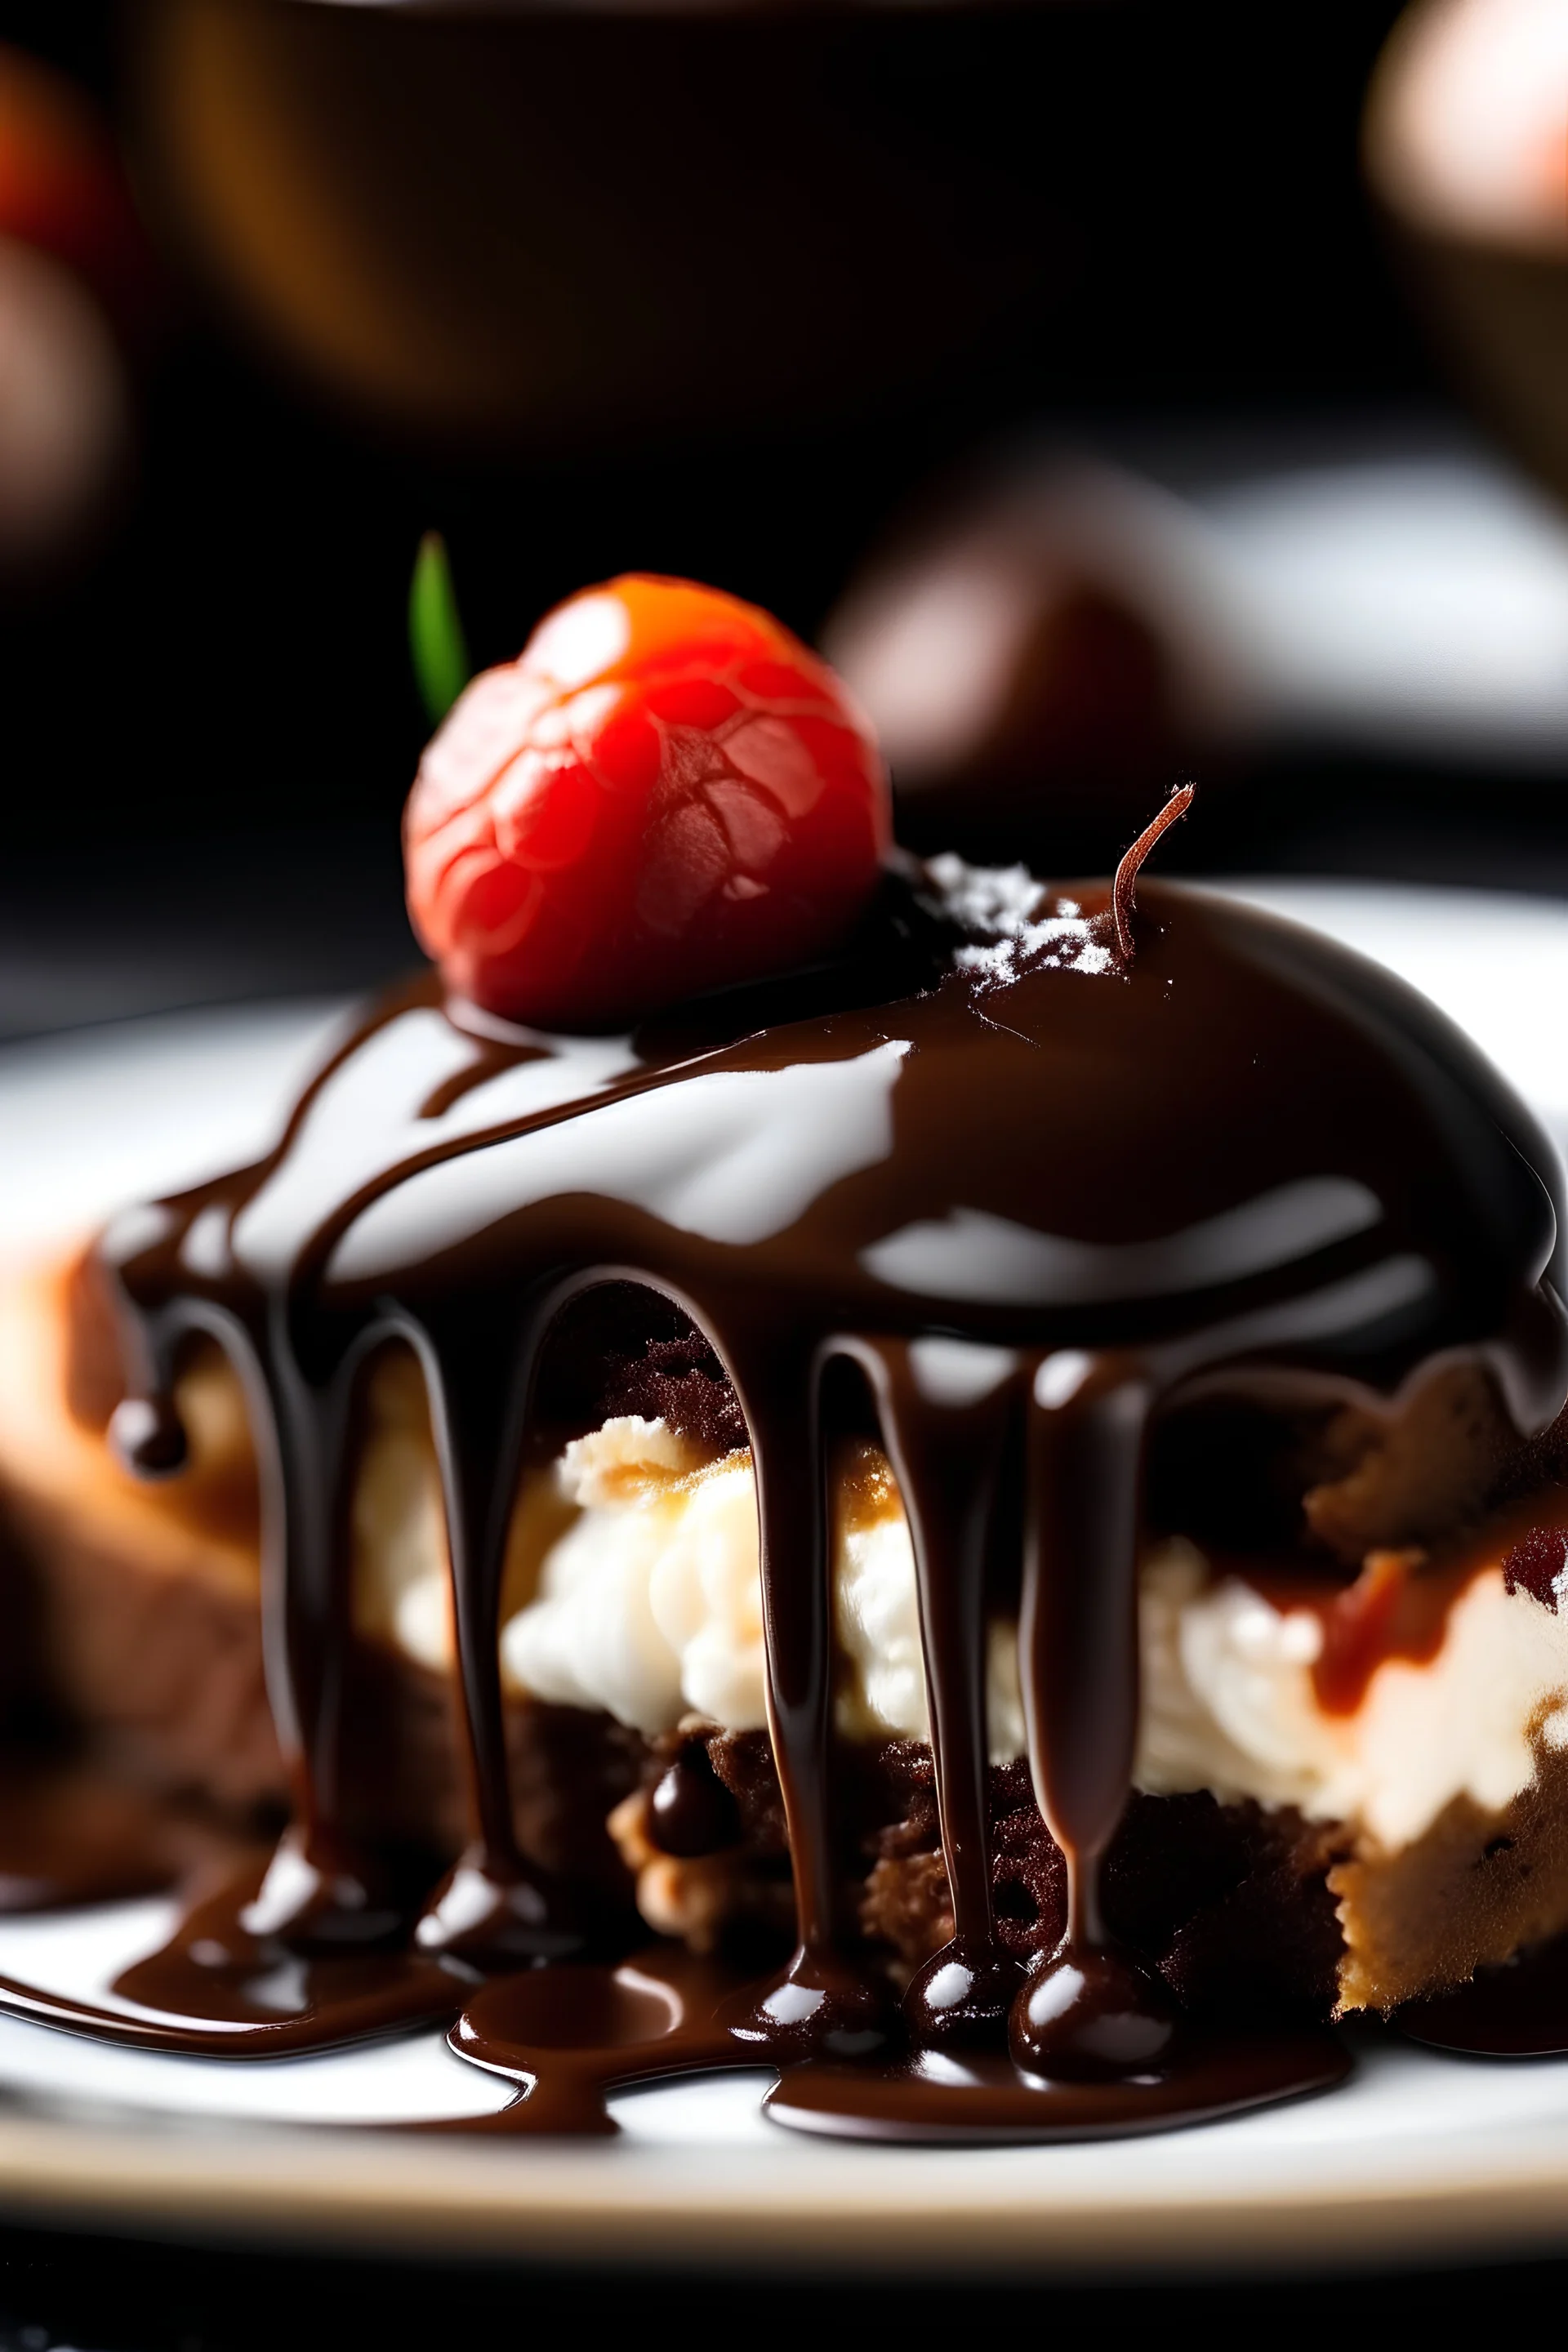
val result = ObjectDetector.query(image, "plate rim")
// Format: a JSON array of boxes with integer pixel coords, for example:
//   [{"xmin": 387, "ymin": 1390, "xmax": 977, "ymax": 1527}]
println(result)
[{"xmin": 0, "ymin": 2100, "xmax": 1566, "ymax": 2273}]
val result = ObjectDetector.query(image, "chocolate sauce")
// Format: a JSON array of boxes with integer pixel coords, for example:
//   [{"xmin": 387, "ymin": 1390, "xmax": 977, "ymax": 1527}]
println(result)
[
  {"xmin": 1396, "ymin": 1931, "xmax": 1568, "ymax": 2057},
  {"xmin": 10, "ymin": 867, "xmax": 1566, "ymax": 2132},
  {"xmin": 444, "ymin": 1944, "xmax": 747, "ymax": 2135},
  {"xmin": 442, "ymin": 1941, "xmax": 1348, "ymax": 2141},
  {"xmin": 109, "ymin": 1854, "xmax": 459, "ymax": 2053}
]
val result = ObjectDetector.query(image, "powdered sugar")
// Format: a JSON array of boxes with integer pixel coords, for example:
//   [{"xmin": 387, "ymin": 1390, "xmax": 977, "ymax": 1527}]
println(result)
[{"xmin": 926, "ymin": 852, "xmax": 1116, "ymax": 989}]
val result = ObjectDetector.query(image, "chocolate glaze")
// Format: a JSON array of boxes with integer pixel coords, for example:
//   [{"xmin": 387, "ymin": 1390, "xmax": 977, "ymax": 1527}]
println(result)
[{"xmin": 9, "ymin": 862, "xmax": 1566, "ymax": 2131}]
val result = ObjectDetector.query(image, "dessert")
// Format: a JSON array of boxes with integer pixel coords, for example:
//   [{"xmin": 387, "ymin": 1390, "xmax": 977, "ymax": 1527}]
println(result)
[{"xmin": 1, "ymin": 573, "xmax": 1567, "ymax": 2136}]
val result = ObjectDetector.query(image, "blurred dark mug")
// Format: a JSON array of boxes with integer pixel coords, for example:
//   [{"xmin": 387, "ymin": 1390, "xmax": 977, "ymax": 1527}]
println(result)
[{"xmin": 129, "ymin": 0, "xmax": 1063, "ymax": 452}]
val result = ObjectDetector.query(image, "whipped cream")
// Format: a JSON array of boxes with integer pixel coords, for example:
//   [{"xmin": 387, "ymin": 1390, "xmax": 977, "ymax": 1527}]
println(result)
[
  {"xmin": 351, "ymin": 1398, "xmax": 1568, "ymax": 1855},
  {"xmin": 503, "ymin": 1422, "xmax": 768, "ymax": 1736},
  {"xmin": 1139, "ymin": 1540, "xmax": 1568, "ymax": 1851},
  {"xmin": 497, "ymin": 1419, "xmax": 1027, "ymax": 1754}
]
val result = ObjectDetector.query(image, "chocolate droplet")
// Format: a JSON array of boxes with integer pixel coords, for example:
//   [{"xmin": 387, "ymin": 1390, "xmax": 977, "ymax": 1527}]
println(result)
[
  {"xmin": 903, "ymin": 1938, "xmax": 1023, "ymax": 2050},
  {"xmin": 1008, "ymin": 1939, "xmax": 1178, "ymax": 2082},
  {"xmin": 109, "ymin": 1394, "xmax": 187, "ymax": 1479},
  {"xmin": 647, "ymin": 1747, "xmax": 741, "ymax": 1858}
]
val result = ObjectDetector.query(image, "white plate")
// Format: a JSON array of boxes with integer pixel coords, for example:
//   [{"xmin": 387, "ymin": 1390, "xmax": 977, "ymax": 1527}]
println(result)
[{"xmin": 2, "ymin": 881, "xmax": 1568, "ymax": 2274}]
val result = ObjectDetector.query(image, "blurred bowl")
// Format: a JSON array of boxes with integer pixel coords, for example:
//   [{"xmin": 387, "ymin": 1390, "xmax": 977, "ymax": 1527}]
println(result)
[
  {"xmin": 1365, "ymin": 0, "xmax": 1568, "ymax": 507},
  {"xmin": 824, "ymin": 457, "xmax": 1250, "ymax": 869},
  {"xmin": 128, "ymin": 0, "xmax": 1062, "ymax": 452},
  {"xmin": 0, "ymin": 46, "xmax": 146, "ymax": 583},
  {"xmin": 0, "ymin": 234, "xmax": 131, "ymax": 579},
  {"xmin": 0, "ymin": 42, "xmax": 160, "ymax": 345}
]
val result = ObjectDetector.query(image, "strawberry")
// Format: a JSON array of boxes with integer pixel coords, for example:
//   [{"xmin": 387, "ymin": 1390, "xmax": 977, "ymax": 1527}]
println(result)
[{"xmin": 404, "ymin": 574, "xmax": 890, "ymax": 1028}]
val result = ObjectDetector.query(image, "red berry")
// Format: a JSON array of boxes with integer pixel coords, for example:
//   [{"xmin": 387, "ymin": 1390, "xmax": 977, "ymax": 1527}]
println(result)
[
  {"xmin": 403, "ymin": 575, "xmax": 891, "ymax": 1028},
  {"xmin": 0, "ymin": 47, "xmax": 160, "ymax": 341}
]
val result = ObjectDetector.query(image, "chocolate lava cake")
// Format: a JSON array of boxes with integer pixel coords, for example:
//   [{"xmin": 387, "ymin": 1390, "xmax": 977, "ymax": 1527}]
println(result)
[{"xmin": 0, "ymin": 572, "xmax": 1566, "ymax": 2131}]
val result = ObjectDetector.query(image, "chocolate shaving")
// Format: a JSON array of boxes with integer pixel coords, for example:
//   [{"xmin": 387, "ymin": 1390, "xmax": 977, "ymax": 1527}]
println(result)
[{"xmin": 1111, "ymin": 782, "xmax": 1196, "ymax": 963}]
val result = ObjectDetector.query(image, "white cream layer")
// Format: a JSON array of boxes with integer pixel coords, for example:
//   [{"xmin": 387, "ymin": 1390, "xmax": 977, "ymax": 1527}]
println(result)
[{"xmin": 356, "ymin": 1411, "xmax": 1568, "ymax": 1857}]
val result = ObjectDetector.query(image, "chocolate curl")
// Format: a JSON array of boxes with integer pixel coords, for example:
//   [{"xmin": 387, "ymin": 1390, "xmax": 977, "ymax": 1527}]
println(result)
[{"xmin": 1111, "ymin": 783, "xmax": 1196, "ymax": 963}]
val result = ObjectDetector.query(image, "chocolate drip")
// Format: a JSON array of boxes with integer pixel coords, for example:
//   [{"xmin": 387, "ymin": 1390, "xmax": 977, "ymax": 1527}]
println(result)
[
  {"xmin": 112, "ymin": 1285, "xmax": 402, "ymax": 1954},
  {"xmin": 862, "ymin": 1334, "xmax": 1022, "ymax": 2044},
  {"xmin": 718, "ymin": 1330, "xmax": 896, "ymax": 2061},
  {"xmin": 416, "ymin": 1321, "xmax": 582, "ymax": 1965},
  {"xmin": 241, "ymin": 1348, "xmax": 381, "ymax": 1950},
  {"xmin": 646, "ymin": 1746, "xmax": 741, "ymax": 1858},
  {"xmin": 14, "ymin": 871, "xmax": 1564, "ymax": 2134},
  {"xmin": 1012, "ymin": 1355, "xmax": 1177, "ymax": 2078}
]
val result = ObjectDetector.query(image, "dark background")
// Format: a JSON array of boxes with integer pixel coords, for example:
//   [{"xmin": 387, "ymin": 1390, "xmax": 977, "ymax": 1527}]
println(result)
[
  {"xmin": 2, "ymin": 0, "xmax": 1428, "ymax": 853},
  {"xmin": 2, "ymin": 0, "xmax": 1494, "ymax": 1048},
  {"xmin": 2, "ymin": 2220, "xmax": 1568, "ymax": 2350}
]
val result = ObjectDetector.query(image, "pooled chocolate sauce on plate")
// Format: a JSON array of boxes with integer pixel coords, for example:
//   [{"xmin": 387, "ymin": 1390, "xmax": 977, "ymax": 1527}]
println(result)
[
  {"xmin": 1396, "ymin": 1933, "xmax": 1568, "ymax": 2059},
  {"xmin": 6, "ymin": 859, "xmax": 1566, "ymax": 2132}
]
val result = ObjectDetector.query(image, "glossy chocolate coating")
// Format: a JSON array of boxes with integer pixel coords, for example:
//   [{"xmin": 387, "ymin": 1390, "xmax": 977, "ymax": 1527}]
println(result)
[{"xmin": 28, "ymin": 866, "xmax": 1568, "ymax": 2129}]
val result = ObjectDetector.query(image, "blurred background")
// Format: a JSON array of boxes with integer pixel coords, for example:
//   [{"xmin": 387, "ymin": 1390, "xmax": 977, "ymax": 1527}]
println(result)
[{"xmin": 0, "ymin": 0, "xmax": 1565, "ymax": 1045}]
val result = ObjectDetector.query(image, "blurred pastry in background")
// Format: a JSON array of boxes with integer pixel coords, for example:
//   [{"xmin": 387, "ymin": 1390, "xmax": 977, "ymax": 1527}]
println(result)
[
  {"xmin": 1366, "ymin": 0, "xmax": 1568, "ymax": 507},
  {"xmin": 829, "ymin": 425, "xmax": 1568, "ymax": 870},
  {"xmin": 0, "ymin": 235, "xmax": 126, "ymax": 582},
  {"xmin": 0, "ymin": 45, "xmax": 158, "ymax": 586},
  {"xmin": 823, "ymin": 459, "xmax": 1250, "ymax": 870}
]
